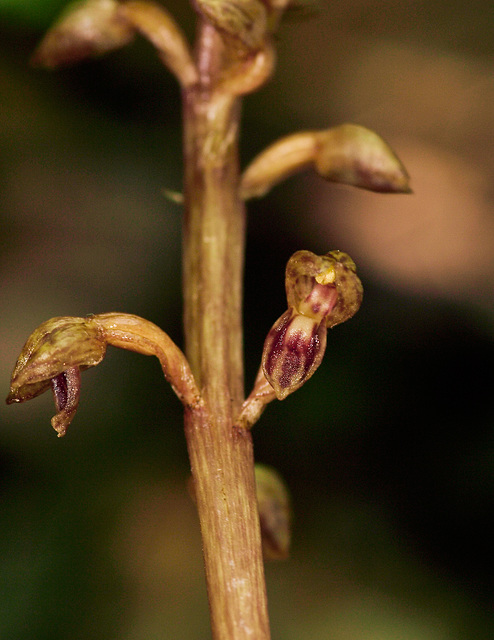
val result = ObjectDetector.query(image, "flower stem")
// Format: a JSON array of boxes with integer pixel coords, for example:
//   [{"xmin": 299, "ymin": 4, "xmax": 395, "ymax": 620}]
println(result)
[{"xmin": 181, "ymin": 20, "xmax": 270, "ymax": 640}]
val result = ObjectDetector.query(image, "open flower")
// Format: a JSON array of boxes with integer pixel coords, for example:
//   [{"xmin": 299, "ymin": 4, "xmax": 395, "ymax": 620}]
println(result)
[
  {"xmin": 6, "ymin": 316, "xmax": 106, "ymax": 437},
  {"xmin": 262, "ymin": 250, "xmax": 362, "ymax": 399}
]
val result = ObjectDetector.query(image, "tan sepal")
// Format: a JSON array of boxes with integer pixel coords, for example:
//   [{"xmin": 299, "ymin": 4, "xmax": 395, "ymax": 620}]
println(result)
[
  {"xmin": 285, "ymin": 250, "xmax": 363, "ymax": 328},
  {"xmin": 6, "ymin": 316, "xmax": 106, "ymax": 405}
]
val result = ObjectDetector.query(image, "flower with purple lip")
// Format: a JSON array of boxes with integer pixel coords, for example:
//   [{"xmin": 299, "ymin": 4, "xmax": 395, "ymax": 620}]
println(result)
[
  {"xmin": 262, "ymin": 250, "xmax": 363, "ymax": 400},
  {"xmin": 6, "ymin": 316, "xmax": 106, "ymax": 436}
]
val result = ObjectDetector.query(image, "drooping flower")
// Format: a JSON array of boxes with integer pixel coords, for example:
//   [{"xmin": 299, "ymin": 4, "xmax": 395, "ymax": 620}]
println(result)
[
  {"xmin": 6, "ymin": 316, "xmax": 106, "ymax": 437},
  {"xmin": 6, "ymin": 313, "xmax": 202, "ymax": 437}
]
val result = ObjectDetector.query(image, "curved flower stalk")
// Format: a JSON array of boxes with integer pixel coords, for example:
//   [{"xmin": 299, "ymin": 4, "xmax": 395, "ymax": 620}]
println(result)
[
  {"xmin": 6, "ymin": 313, "xmax": 201, "ymax": 437},
  {"xmin": 216, "ymin": 40, "xmax": 276, "ymax": 96},
  {"xmin": 240, "ymin": 123, "xmax": 411, "ymax": 199},
  {"xmin": 117, "ymin": 1, "xmax": 199, "ymax": 87}
]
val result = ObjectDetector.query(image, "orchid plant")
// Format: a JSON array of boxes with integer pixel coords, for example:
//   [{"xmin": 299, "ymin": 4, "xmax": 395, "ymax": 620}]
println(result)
[{"xmin": 6, "ymin": 1, "xmax": 410, "ymax": 638}]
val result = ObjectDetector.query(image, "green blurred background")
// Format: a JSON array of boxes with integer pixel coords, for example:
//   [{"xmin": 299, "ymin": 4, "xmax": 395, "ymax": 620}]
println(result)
[{"xmin": 1, "ymin": 1, "xmax": 493, "ymax": 638}]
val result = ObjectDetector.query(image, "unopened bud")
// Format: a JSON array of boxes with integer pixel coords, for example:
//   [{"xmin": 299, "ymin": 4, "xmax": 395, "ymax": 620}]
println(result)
[
  {"xmin": 262, "ymin": 250, "xmax": 362, "ymax": 399},
  {"xmin": 240, "ymin": 124, "xmax": 410, "ymax": 200},
  {"xmin": 255, "ymin": 463, "xmax": 291, "ymax": 559},
  {"xmin": 193, "ymin": 0, "xmax": 268, "ymax": 50},
  {"xmin": 31, "ymin": 0, "xmax": 134, "ymax": 68},
  {"xmin": 314, "ymin": 124, "xmax": 411, "ymax": 193}
]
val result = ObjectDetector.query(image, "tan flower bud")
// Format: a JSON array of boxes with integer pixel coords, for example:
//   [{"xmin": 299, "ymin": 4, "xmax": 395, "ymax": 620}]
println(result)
[
  {"xmin": 323, "ymin": 250, "xmax": 363, "ymax": 328},
  {"xmin": 6, "ymin": 316, "xmax": 106, "ymax": 436},
  {"xmin": 262, "ymin": 250, "xmax": 362, "ymax": 399},
  {"xmin": 255, "ymin": 464, "xmax": 291, "ymax": 560},
  {"xmin": 31, "ymin": 0, "xmax": 134, "ymax": 68},
  {"xmin": 193, "ymin": 0, "xmax": 268, "ymax": 50},
  {"xmin": 314, "ymin": 124, "xmax": 411, "ymax": 193},
  {"xmin": 240, "ymin": 124, "xmax": 410, "ymax": 200}
]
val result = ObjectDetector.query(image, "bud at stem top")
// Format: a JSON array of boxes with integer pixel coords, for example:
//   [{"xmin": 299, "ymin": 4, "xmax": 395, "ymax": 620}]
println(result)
[
  {"xmin": 31, "ymin": 0, "xmax": 134, "ymax": 68},
  {"xmin": 194, "ymin": 0, "xmax": 268, "ymax": 50}
]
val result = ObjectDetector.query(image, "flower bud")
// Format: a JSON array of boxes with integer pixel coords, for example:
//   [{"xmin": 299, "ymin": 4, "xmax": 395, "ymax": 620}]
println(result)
[
  {"xmin": 193, "ymin": 0, "xmax": 268, "ymax": 50},
  {"xmin": 314, "ymin": 124, "xmax": 411, "ymax": 193},
  {"xmin": 6, "ymin": 316, "xmax": 106, "ymax": 436},
  {"xmin": 31, "ymin": 0, "xmax": 134, "ymax": 68},
  {"xmin": 240, "ymin": 124, "xmax": 410, "ymax": 200},
  {"xmin": 255, "ymin": 463, "xmax": 291, "ymax": 560},
  {"xmin": 262, "ymin": 250, "xmax": 362, "ymax": 399}
]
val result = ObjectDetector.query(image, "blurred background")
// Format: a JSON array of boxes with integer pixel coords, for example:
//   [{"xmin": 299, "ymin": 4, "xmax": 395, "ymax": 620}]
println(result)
[{"xmin": 1, "ymin": 1, "xmax": 493, "ymax": 638}]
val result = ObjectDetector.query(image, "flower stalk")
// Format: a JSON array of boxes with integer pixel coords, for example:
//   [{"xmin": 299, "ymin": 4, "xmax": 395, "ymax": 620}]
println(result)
[
  {"xmin": 7, "ymin": 1, "xmax": 412, "ymax": 638},
  {"xmin": 180, "ymin": 17, "xmax": 270, "ymax": 639}
]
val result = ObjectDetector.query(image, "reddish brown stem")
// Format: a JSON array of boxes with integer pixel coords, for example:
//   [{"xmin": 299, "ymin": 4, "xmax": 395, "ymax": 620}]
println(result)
[{"xmin": 181, "ymin": 20, "xmax": 270, "ymax": 640}]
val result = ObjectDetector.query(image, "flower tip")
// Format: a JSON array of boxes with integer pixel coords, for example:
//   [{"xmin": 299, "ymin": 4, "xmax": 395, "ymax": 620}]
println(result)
[
  {"xmin": 51, "ymin": 414, "xmax": 70, "ymax": 437},
  {"xmin": 5, "ymin": 390, "xmax": 20, "ymax": 405}
]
